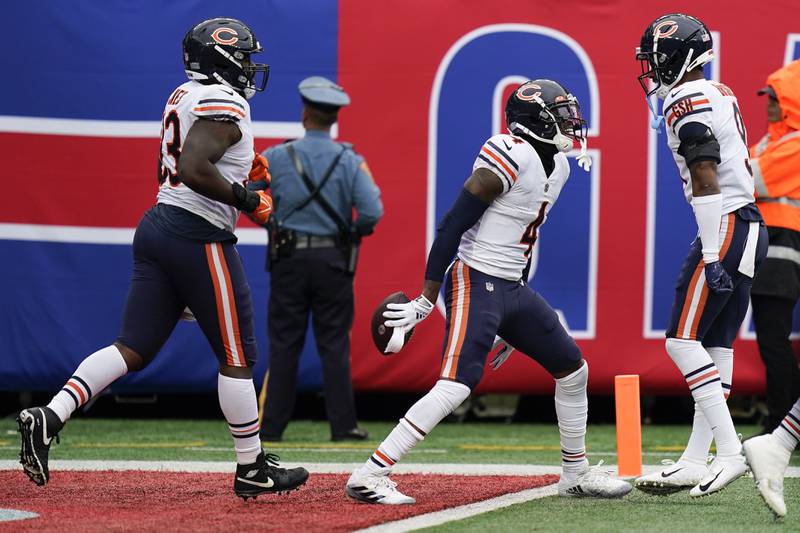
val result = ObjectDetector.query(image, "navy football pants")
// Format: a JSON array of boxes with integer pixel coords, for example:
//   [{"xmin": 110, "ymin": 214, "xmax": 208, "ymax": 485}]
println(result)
[
  {"xmin": 116, "ymin": 214, "xmax": 257, "ymax": 367},
  {"xmin": 439, "ymin": 259, "xmax": 582, "ymax": 389}
]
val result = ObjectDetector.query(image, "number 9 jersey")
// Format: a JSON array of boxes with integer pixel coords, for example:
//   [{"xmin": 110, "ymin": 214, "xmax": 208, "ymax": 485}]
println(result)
[
  {"xmin": 156, "ymin": 80, "xmax": 254, "ymax": 233},
  {"xmin": 663, "ymin": 79, "xmax": 755, "ymax": 213}
]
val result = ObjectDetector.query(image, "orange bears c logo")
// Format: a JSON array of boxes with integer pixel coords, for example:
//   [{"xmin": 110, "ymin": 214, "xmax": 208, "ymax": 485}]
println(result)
[
  {"xmin": 211, "ymin": 28, "xmax": 239, "ymax": 45},
  {"xmin": 653, "ymin": 20, "xmax": 679, "ymax": 40},
  {"xmin": 516, "ymin": 82, "xmax": 542, "ymax": 101}
]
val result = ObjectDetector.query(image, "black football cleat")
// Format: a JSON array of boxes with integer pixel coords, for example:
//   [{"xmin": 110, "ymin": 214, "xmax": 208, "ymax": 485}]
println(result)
[
  {"xmin": 234, "ymin": 452, "xmax": 309, "ymax": 500},
  {"xmin": 17, "ymin": 406, "xmax": 63, "ymax": 486},
  {"xmin": 331, "ymin": 427, "xmax": 369, "ymax": 442}
]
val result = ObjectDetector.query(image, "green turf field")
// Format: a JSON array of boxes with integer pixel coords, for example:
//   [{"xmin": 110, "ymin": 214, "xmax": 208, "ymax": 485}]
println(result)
[{"xmin": 2, "ymin": 418, "xmax": 798, "ymax": 531}]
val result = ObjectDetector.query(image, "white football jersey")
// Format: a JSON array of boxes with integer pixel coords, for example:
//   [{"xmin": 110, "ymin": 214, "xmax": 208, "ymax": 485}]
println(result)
[
  {"xmin": 156, "ymin": 80, "xmax": 254, "ymax": 232},
  {"xmin": 662, "ymin": 79, "xmax": 754, "ymax": 213},
  {"xmin": 457, "ymin": 134, "xmax": 570, "ymax": 281}
]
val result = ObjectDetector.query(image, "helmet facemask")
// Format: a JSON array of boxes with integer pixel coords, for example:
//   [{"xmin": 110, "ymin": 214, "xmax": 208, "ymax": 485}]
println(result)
[{"xmin": 510, "ymin": 94, "xmax": 586, "ymax": 154}]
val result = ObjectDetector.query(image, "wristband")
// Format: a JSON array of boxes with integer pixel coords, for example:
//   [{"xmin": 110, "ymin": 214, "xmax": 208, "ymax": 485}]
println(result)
[{"xmin": 231, "ymin": 182, "xmax": 260, "ymax": 213}]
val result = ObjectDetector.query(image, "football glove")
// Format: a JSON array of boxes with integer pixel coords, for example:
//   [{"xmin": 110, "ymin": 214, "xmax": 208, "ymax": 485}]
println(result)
[
  {"xmin": 249, "ymin": 152, "xmax": 271, "ymax": 184},
  {"xmin": 704, "ymin": 261, "xmax": 733, "ymax": 294},
  {"xmin": 247, "ymin": 190, "xmax": 273, "ymax": 226},
  {"xmin": 383, "ymin": 295, "xmax": 434, "ymax": 333},
  {"xmin": 489, "ymin": 336, "xmax": 514, "ymax": 370}
]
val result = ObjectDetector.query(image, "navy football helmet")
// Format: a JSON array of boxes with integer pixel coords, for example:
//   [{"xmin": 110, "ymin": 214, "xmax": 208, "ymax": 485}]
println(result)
[
  {"xmin": 636, "ymin": 13, "xmax": 713, "ymax": 99},
  {"xmin": 505, "ymin": 79, "xmax": 587, "ymax": 154},
  {"xmin": 183, "ymin": 18, "xmax": 269, "ymax": 99}
]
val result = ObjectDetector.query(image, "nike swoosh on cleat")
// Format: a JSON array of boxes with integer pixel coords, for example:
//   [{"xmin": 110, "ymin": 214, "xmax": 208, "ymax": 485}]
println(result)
[
  {"xmin": 661, "ymin": 468, "xmax": 684, "ymax": 478},
  {"xmin": 699, "ymin": 470, "xmax": 723, "ymax": 492},
  {"xmin": 236, "ymin": 477, "xmax": 274, "ymax": 488},
  {"xmin": 42, "ymin": 413, "xmax": 52, "ymax": 446}
]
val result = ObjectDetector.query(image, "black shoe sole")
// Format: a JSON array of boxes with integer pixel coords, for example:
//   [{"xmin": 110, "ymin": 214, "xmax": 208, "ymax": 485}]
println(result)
[
  {"xmin": 235, "ymin": 478, "xmax": 308, "ymax": 501},
  {"xmin": 634, "ymin": 482, "xmax": 691, "ymax": 496},
  {"xmin": 17, "ymin": 411, "xmax": 46, "ymax": 486}
]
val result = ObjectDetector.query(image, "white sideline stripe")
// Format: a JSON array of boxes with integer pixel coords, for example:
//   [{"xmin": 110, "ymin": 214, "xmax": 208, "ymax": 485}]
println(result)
[
  {"xmin": 353, "ymin": 484, "xmax": 558, "ymax": 533},
  {"xmin": 0, "ymin": 223, "xmax": 267, "ymax": 246},
  {"xmin": 2, "ymin": 460, "xmax": 799, "ymax": 478},
  {"xmin": 0, "ymin": 115, "xmax": 307, "ymax": 139}
]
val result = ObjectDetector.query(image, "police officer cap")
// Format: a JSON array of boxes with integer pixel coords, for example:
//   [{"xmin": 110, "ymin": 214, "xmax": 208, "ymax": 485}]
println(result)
[{"xmin": 298, "ymin": 76, "xmax": 351, "ymax": 108}]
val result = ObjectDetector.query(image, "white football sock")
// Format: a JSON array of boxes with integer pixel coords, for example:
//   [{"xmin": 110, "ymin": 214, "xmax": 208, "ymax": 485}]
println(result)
[
  {"xmin": 555, "ymin": 361, "xmax": 589, "ymax": 474},
  {"xmin": 362, "ymin": 379, "xmax": 470, "ymax": 475},
  {"xmin": 680, "ymin": 346, "xmax": 733, "ymax": 464},
  {"xmin": 47, "ymin": 345, "xmax": 128, "ymax": 423},
  {"xmin": 774, "ymin": 398, "xmax": 800, "ymax": 452},
  {"xmin": 666, "ymin": 338, "xmax": 741, "ymax": 457},
  {"xmin": 218, "ymin": 373, "xmax": 261, "ymax": 465}
]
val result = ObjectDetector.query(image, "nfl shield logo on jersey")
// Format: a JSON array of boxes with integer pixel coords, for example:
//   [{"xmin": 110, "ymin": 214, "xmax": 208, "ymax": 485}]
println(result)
[{"xmin": 485, "ymin": 282, "xmax": 494, "ymax": 292}]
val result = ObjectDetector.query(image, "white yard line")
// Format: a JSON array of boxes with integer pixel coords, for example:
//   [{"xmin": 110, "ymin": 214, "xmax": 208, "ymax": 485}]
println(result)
[
  {"xmin": 353, "ymin": 484, "xmax": 558, "ymax": 533},
  {"xmin": 2, "ymin": 460, "xmax": 799, "ymax": 478}
]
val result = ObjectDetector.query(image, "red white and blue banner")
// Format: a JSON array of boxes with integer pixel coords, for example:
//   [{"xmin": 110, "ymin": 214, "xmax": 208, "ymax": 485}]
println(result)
[{"xmin": 2, "ymin": 1, "xmax": 798, "ymax": 395}]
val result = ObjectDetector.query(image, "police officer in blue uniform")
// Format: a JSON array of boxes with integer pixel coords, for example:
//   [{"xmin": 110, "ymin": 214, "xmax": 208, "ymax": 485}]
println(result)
[{"xmin": 261, "ymin": 77, "xmax": 383, "ymax": 441}]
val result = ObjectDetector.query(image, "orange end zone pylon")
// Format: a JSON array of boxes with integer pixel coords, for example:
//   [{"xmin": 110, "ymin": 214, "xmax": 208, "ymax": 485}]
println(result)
[{"xmin": 614, "ymin": 374, "xmax": 642, "ymax": 477}]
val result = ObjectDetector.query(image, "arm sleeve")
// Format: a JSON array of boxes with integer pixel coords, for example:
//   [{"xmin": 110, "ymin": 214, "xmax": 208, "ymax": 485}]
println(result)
[
  {"xmin": 473, "ymin": 136, "xmax": 521, "ymax": 193},
  {"xmin": 424, "ymin": 189, "xmax": 490, "ymax": 282},
  {"xmin": 351, "ymin": 157, "xmax": 383, "ymax": 236}
]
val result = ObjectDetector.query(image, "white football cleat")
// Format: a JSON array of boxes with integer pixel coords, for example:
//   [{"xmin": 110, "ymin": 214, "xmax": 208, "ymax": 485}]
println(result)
[
  {"xmin": 558, "ymin": 461, "xmax": 632, "ymax": 498},
  {"xmin": 689, "ymin": 454, "xmax": 747, "ymax": 497},
  {"xmin": 743, "ymin": 434, "xmax": 791, "ymax": 517},
  {"xmin": 634, "ymin": 459, "xmax": 708, "ymax": 495},
  {"xmin": 345, "ymin": 470, "xmax": 416, "ymax": 505}
]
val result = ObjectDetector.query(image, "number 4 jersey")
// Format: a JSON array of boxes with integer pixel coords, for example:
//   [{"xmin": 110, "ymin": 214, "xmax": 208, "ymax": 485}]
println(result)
[
  {"xmin": 663, "ymin": 79, "xmax": 755, "ymax": 213},
  {"xmin": 156, "ymin": 80, "xmax": 254, "ymax": 233},
  {"xmin": 457, "ymin": 134, "xmax": 571, "ymax": 281}
]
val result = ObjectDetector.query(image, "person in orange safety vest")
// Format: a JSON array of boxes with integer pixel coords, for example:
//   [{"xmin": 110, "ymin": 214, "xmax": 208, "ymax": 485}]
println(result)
[{"xmin": 750, "ymin": 59, "xmax": 800, "ymax": 433}]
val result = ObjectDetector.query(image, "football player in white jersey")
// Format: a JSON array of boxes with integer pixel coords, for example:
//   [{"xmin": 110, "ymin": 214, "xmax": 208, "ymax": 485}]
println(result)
[
  {"xmin": 633, "ymin": 13, "xmax": 768, "ymax": 497},
  {"xmin": 16, "ymin": 18, "xmax": 308, "ymax": 499},
  {"xmin": 345, "ymin": 80, "xmax": 631, "ymax": 504}
]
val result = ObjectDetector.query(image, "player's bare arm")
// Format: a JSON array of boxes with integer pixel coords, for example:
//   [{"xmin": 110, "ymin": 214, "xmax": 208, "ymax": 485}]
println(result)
[
  {"xmin": 178, "ymin": 119, "xmax": 242, "ymax": 205},
  {"xmin": 179, "ymin": 119, "xmax": 272, "ymax": 224}
]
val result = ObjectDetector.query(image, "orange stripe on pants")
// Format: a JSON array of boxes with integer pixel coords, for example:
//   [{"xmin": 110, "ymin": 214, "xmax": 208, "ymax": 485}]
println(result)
[
  {"xmin": 448, "ymin": 263, "xmax": 471, "ymax": 379},
  {"xmin": 440, "ymin": 261, "xmax": 462, "ymax": 377},
  {"xmin": 215, "ymin": 244, "xmax": 245, "ymax": 365},
  {"xmin": 205, "ymin": 244, "xmax": 236, "ymax": 367},
  {"xmin": 688, "ymin": 213, "xmax": 736, "ymax": 338}
]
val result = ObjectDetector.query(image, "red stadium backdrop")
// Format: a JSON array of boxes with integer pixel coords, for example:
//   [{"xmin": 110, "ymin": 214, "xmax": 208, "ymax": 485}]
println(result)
[
  {"xmin": 1, "ymin": 0, "xmax": 798, "ymax": 395},
  {"xmin": 338, "ymin": 0, "xmax": 800, "ymax": 395}
]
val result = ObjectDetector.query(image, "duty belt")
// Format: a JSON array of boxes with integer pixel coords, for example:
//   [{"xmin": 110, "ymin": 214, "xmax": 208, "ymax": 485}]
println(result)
[{"xmin": 293, "ymin": 233, "xmax": 338, "ymax": 249}]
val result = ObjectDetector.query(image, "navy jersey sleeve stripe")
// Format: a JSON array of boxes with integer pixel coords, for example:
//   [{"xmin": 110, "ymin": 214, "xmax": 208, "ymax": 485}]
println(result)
[
  {"xmin": 486, "ymin": 140, "xmax": 519, "ymax": 170},
  {"xmin": 478, "ymin": 154, "xmax": 512, "ymax": 190},
  {"xmin": 197, "ymin": 98, "xmax": 246, "ymax": 110},
  {"xmin": 672, "ymin": 109, "xmax": 712, "ymax": 131}
]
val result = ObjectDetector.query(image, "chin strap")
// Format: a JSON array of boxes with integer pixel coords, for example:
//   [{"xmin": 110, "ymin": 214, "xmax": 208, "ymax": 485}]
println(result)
[
  {"xmin": 577, "ymin": 138, "xmax": 592, "ymax": 171},
  {"xmin": 646, "ymin": 95, "xmax": 665, "ymax": 133}
]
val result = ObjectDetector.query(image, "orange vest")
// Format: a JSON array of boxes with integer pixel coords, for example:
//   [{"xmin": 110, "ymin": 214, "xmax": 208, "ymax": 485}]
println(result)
[{"xmin": 750, "ymin": 130, "xmax": 800, "ymax": 232}]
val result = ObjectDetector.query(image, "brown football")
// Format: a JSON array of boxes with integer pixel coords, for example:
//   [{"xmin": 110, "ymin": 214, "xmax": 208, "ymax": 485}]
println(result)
[{"xmin": 371, "ymin": 291, "xmax": 415, "ymax": 355}]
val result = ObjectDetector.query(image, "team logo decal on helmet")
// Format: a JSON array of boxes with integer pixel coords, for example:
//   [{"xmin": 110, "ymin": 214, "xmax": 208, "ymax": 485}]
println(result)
[
  {"xmin": 211, "ymin": 28, "xmax": 239, "ymax": 45},
  {"xmin": 653, "ymin": 20, "xmax": 679, "ymax": 40},
  {"xmin": 516, "ymin": 82, "xmax": 542, "ymax": 101}
]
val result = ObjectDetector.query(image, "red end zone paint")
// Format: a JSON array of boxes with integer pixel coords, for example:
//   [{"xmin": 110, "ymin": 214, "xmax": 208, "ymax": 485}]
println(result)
[{"xmin": 0, "ymin": 471, "xmax": 557, "ymax": 532}]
